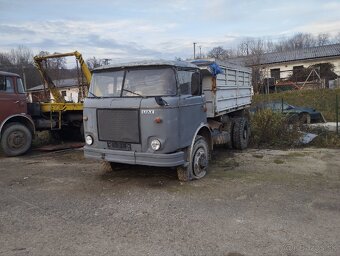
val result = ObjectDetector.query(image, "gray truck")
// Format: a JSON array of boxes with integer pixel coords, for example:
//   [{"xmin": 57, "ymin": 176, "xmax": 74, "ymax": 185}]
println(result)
[{"xmin": 83, "ymin": 59, "xmax": 252, "ymax": 181}]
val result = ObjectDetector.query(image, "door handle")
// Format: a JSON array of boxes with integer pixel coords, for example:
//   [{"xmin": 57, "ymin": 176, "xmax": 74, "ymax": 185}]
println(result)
[{"xmin": 14, "ymin": 101, "xmax": 20, "ymax": 104}]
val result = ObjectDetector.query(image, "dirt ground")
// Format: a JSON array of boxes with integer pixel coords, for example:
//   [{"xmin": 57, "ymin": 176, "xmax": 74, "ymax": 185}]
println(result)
[{"xmin": 0, "ymin": 147, "xmax": 339, "ymax": 256}]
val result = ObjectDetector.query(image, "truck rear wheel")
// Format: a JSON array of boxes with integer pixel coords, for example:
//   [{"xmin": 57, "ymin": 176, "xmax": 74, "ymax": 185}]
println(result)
[
  {"xmin": 232, "ymin": 117, "xmax": 250, "ymax": 150},
  {"xmin": 177, "ymin": 135, "xmax": 209, "ymax": 181},
  {"xmin": 1, "ymin": 123, "xmax": 32, "ymax": 157}
]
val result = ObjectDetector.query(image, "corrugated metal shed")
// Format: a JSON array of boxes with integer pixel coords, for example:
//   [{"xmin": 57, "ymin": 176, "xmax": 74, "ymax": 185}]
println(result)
[{"xmin": 229, "ymin": 43, "xmax": 340, "ymax": 66}]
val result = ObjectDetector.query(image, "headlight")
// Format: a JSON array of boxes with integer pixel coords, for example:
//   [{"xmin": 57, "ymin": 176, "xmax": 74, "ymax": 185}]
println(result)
[
  {"xmin": 85, "ymin": 135, "xmax": 93, "ymax": 145},
  {"xmin": 150, "ymin": 139, "xmax": 161, "ymax": 151}
]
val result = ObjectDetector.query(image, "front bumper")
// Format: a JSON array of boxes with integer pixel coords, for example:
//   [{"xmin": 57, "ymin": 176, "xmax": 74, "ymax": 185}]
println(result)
[{"xmin": 84, "ymin": 146, "xmax": 185, "ymax": 167}]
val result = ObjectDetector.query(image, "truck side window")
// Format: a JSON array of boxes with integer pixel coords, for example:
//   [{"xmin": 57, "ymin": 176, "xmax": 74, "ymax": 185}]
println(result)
[
  {"xmin": 177, "ymin": 71, "xmax": 192, "ymax": 95},
  {"xmin": 6, "ymin": 77, "xmax": 14, "ymax": 93},
  {"xmin": 191, "ymin": 72, "xmax": 201, "ymax": 96},
  {"xmin": 0, "ymin": 77, "xmax": 14, "ymax": 93},
  {"xmin": 0, "ymin": 76, "xmax": 5, "ymax": 91},
  {"xmin": 16, "ymin": 78, "xmax": 25, "ymax": 94}
]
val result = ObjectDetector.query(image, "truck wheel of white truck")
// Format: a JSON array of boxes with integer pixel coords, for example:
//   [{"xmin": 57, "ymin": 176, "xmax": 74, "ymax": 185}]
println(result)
[
  {"xmin": 1, "ymin": 122, "xmax": 32, "ymax": 157},
  {"xmin": 177, "ymin": 135, "xmax": 209, "ymax": 181},
  {"xmin": 232, "ymin": 117, "xmax": 250, "ymax": 150}
]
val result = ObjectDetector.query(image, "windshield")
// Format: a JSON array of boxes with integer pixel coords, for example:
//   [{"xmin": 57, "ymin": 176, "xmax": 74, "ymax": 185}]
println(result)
[{"xmin": 89, "ymin": 67, "xmax": 176, "ymax": 97}]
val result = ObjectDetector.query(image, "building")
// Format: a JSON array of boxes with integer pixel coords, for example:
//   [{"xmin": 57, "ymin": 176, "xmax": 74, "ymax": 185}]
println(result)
[
  {"xmin": 27, "ymin": 78, "xmax": 83, "ymax": 103},
  {"xmin": 230, "ymin": 43, "xmax": 340, "ymax": 91}
]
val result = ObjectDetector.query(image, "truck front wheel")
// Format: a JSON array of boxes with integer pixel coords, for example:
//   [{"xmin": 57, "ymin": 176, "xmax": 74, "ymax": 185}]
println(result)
[
  {"xmin": 177, "ymin": 135, "xmax": 209, "ymax": 181},
  {"xmin": 1, "ymin": 123, "xmax": 32, "ymax": 157}
]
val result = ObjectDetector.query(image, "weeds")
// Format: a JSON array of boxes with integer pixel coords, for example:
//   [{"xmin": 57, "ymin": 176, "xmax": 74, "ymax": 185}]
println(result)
[{"xmin": 250, "ymin": 109, "xmax": 301, "ymax": 148}]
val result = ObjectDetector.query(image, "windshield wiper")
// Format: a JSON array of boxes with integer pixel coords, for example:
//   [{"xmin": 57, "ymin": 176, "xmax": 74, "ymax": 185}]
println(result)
[
  {"xmin": 122, "ymin": 88, "xmax": 145, "ymax": 98},
  {"xmin": 88, "ymin": 91, "xmax": 101, "ymax": 98}
]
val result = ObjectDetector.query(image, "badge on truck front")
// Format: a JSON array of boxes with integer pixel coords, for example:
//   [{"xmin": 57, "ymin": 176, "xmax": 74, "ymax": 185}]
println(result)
[{"xmin": 141, "ymin": 110, "xmax": 155, "ymax": 114}]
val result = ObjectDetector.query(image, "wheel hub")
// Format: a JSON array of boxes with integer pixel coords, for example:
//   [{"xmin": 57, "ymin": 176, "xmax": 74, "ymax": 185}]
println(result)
[
  {"xmin": 8, "ymin": 131, "xmax": 26, "ymax": 149},
  {"xmin": 193, "ymin": 148, "xmax": 207, "ymax": 177}
]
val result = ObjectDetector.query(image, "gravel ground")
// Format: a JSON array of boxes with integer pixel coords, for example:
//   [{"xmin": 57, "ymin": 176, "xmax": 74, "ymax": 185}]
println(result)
[{"xmin": 0, "ymin": 147, "xmax": 339, "ymax": 256}]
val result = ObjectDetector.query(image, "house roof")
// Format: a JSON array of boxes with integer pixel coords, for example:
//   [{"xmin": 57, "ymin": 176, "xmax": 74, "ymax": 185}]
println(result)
[
  {"xmin": 229, "ymin": 43, "xmax": 340, "ymax": 66},
  {"xmin": 27, "ymin": 78, "xmax": 80, "ymax": 92}
]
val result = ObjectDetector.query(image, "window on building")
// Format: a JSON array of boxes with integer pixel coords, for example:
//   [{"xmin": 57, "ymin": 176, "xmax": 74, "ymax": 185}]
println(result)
[
  {"xmin": 270, "ymin": 68, "xmax": 280, "ymax": 80},
  {"xmin": 61, "ymin": 90, "xmax": 67, "ymax": 97},
  {"xmin": 293, "ymin": 65, "xmax": 303, "ymax": 75},
  {"xmin": 293, "ymin": 65, "xmax": 304, "ymax": 81}
]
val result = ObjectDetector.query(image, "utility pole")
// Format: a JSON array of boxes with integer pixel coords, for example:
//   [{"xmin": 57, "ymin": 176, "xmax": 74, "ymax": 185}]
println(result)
[
  {"xmin": 193, "ymin": 42, "xmax": 197, "ymax": 59},
  {"xmin": 199, "ymin": 46, "xmax": 202, "ymax": 58}
]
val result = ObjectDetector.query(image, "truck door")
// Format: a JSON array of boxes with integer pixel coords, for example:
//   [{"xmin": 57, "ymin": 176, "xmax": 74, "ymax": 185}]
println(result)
[
  {"xmin": 178, "ymin": 70, "xmax": 206, "ymax": 148},
  {"xmin": 0, "ymin": 75, "xmax": 27, "ymax": 123}
]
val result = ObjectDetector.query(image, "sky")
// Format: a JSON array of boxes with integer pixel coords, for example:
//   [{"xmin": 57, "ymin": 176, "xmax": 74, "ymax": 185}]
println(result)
[{"xmin": 0, "ymin": 0, "xmax": 340, "ymax": 62}]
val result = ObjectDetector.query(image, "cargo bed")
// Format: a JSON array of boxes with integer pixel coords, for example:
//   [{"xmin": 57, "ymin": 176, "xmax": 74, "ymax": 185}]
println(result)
[{"xmin": 191, "ymin": 59, "xmax": 252, "ymax": 118}]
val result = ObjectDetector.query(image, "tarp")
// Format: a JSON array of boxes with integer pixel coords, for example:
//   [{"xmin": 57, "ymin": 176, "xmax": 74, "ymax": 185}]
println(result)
[{"xmin": 208, "ymin": 63, "xmax": 223, "ymax": 77}]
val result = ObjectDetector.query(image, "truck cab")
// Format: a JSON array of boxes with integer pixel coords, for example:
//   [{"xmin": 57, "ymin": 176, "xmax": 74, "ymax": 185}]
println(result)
[
  {"xmin": 0, "ymin": 71, "xmax": 35, "ymax": 156},
  {"xmin": 83, "ymin": 60, "xmax": 252, "ymax": 181}
]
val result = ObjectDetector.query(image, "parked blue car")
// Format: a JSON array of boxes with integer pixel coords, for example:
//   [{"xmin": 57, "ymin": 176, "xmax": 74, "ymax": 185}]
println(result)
[{"xmin": 250, "ymin": 101, "xmax": 326, "ymax": 124}]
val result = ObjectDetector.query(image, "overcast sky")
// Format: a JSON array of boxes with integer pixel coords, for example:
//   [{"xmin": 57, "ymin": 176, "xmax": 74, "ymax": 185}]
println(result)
[{"xmin": 1, "ymin": 0, "xmax": 340, "ymax": 62}]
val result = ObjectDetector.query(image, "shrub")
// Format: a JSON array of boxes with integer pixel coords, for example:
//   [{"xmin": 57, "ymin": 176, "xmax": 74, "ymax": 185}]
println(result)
[{"xmin": 250, "ymin": 109, "xmax": 301, "ymax": 147}]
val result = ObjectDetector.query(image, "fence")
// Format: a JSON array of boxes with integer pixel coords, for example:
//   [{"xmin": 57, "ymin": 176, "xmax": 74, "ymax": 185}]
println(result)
[{"xmin": 252, "ymin": 89, "xmax": 340, "ymax": 135}]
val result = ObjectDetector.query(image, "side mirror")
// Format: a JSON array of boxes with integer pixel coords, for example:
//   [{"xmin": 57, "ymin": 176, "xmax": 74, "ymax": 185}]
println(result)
[{"xmin": 155, "ymin": 96, "xmax": 169, "ymax": 106}]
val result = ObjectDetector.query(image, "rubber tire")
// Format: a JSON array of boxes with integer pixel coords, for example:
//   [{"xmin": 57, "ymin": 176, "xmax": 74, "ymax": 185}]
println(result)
[
  {"xmin": 1, "ymin": 123, "xmax": 32, "ymax": 157},
  {"xmin": 177, "ymin": 135, "xmax": 209, "ymax": 182},
  {"xmin": 232, "ymin": 117, "xmax": 250, "ymax": 150}
]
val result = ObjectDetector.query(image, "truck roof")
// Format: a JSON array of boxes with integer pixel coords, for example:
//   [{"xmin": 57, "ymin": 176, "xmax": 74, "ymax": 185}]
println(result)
[
  {"xmin": 190, "ymin": 59, "xmax": 251, "ymax": 73},
  {"xmin": 93, "ymin": 59, "xmax": 198, "ymax": 71},
  {"xmin": 0, "ymin": 71, "xmax": 20, "ymax": 77}
]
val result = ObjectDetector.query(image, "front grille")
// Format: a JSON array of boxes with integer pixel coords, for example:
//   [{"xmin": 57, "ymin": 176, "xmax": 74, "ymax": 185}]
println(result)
[{"xmin": 97, "ymin": 109, "xmax": 139, "ymax": 143}]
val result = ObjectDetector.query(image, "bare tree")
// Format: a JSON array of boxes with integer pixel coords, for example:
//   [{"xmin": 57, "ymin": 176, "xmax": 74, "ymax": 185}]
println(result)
[
  {"xmin": 334, "ymin": 32, "xmax": 340, "ymax": 44},
  {"xmin": 207, "ymin": 46, "xmax": 231, "ymax": 60},
  {"xmin": 37, "ymin": 51, "xmax": 67, "ymax": 70},
  {"xmin": 86, "ymin": 57, "xmax": 103, "ymax": 70},
  {"xmin": 265, "ymin": 40, "xmax": 276, "ymax": 53},
  {"xmin": 317, "ymin": 33, "xmax": 330, "ymax": 46},
  {"xmin": 0, "ymin": 52, "xmax": 12, "ymax": 67},
  {"xmin": 9, "ymin": 45, "xmax": 34, "ymax": 65},
  {"xmin": 237, "ymin": 38, "xmax": 253, "ymax": 56}
]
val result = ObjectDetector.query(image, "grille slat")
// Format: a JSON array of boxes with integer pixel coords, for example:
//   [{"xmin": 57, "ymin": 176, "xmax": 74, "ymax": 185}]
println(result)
[{"xmin": 97, "ymin": 109, "xmax": 139, "ymax": 143}]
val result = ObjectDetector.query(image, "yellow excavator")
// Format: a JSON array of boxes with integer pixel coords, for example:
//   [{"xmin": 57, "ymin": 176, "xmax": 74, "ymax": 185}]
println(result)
[{"xmin": 32, "ymin": 51, "xmax": 92, "ymax": 139}]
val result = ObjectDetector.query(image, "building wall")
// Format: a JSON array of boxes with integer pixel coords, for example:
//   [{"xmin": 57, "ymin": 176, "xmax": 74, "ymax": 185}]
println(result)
[
  {"xmin": 28, "ymin": 87, "xmax": 79, "ymax": 103},
  {"xmin": 58, "ymin": 87, "xmax": 79, "ymax": 103},
  {"xmin": 261, "ymin": 57, "xmax": 340, "ymax": 79}
]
